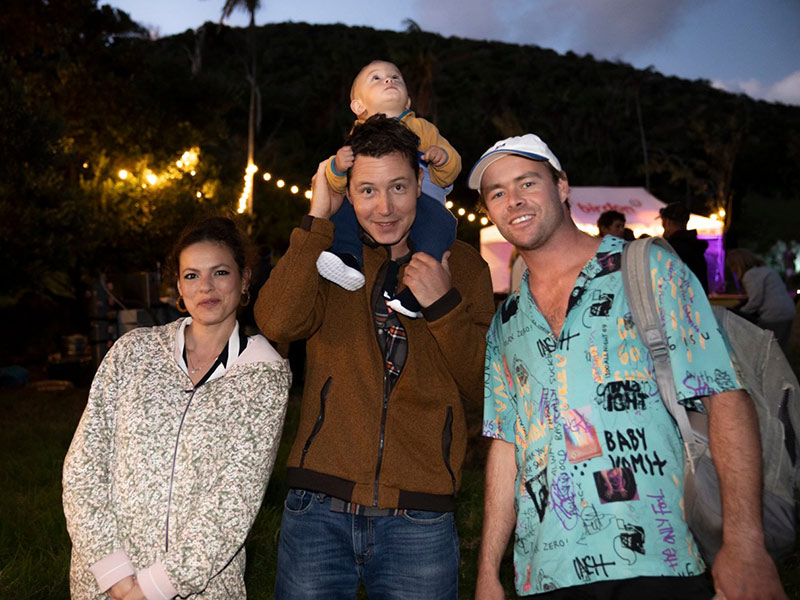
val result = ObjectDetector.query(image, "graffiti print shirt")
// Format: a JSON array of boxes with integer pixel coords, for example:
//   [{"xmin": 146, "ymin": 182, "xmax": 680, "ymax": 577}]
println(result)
[{"xmin": 483, "ymin": 235, "xmax": 741, "ymax": 595}]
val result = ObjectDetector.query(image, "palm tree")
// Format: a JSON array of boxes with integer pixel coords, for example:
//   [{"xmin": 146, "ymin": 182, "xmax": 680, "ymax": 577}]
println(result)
[{"xmin": 221, "ymin": 0, "xmax": 261, "ymax": 215}]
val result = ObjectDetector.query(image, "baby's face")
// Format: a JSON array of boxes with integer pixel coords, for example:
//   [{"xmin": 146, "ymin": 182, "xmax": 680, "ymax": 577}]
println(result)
[{"xmin": 352, "ymin": 61, "xmax": 410, "ymax": 118}]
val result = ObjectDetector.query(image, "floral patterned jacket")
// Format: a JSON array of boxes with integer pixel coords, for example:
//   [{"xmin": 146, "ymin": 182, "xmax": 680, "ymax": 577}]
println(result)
[{"xmin": 63, "ymin": 319, "xmax": 290, "ymax": 599}]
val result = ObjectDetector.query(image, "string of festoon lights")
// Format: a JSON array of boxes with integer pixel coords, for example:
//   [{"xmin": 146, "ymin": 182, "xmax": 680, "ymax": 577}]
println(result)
[
  {"xmin": 237, "ymin": 163, "xmax": 490, "ymax": 225},
  {"xmin": 108, "ymin": 149, "xmax": 490, "ymax": 226},
  {"xmin": 236, "ymin": 163, "xmax": 313, "ymax": 214},
  {"xmin": 108, "ymin": 149, "xmax": 202, "ymax": 193}
]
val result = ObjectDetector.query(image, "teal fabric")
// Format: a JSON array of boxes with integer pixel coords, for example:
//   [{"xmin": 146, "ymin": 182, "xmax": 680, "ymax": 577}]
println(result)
[{"xmin": 483, "ymin": 235, "xmax": 742, "ymax": 595}]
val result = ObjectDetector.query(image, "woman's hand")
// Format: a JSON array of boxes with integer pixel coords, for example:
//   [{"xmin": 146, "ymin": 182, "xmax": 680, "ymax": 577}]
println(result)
[
  {"xmin": 107, "ymin": 576, "xmax": 135, "ymax": 600},
  {"xmin": 121, "ymin": 582, "xmax": 146, "ymax": 600}
]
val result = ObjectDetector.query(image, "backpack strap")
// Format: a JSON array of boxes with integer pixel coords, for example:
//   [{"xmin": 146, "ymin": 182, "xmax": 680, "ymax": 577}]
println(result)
[{"xmin": 621, "ymin": 237, "xmax": 701, "ymax": 473}]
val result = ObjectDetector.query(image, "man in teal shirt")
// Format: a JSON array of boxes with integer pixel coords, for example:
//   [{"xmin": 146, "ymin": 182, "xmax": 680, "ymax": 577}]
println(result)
[{"xmin": 470, "ymin": 134, "xmax": 786, "ymax": 600}]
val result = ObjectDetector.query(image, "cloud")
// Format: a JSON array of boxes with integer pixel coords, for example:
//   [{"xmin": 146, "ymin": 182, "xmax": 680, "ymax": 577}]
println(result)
[
  {"xmin": 407, "ymin": 0, "xmax": 509, "ymax": 42},
  {"xmin": 712, "ymin": 70, "xmax": 800, "ymax": 106},
  {"xmin": 410, "ymin": 0, "xmax": 704, "ymax": 59},
  {"xmin": 520, "ymin": 0, "xmax": 701, "ymax": 58},
  {"xmin": 771, "ymin": 70, "xmax": 800, "ymax": 105},
  {"xmin": 408, "ymin": 0, "xmax": 799, "ymax": 107}
]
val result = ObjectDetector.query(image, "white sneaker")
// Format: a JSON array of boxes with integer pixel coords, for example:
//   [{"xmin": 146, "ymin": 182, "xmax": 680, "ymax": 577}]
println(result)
[
  {"xmin": 316, "ymin": 251, "xmax": 365, "ymax": 291},
  {"xmin": 386, "ymin": 296, "xmax": 422, "ymax": 318}
]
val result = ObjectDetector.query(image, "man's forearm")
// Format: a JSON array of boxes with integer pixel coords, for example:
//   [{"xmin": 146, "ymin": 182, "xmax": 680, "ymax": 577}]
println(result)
[
  {"xmin": 254, "ymin": 218, "xmax": 331, "ymax": 342},
  {"xmin": 478, "ymin": 439, "xmax": 518, "ymax": 577},
  {"xmin": 707, "ymin": 389, "xmax": 764, "ymax": 546},
  {"xmin": 707, "ymin": 389, "xmax": 787, "ymax": 598}
]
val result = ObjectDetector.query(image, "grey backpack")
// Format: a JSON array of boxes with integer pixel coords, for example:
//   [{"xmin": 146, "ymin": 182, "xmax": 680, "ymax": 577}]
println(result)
[{"xmin": 621, "ymin": 236, "xmax": 799, "ymax": 564}]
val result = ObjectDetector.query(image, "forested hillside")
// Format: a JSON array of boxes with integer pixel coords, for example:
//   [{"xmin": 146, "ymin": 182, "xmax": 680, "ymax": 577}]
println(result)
[
  {"xmin": 159, "ymin": 19, "xmax": 800, "ymax": 249},
  {"xmin": 2, "ymin": 0, "xmax": 799, "ymax": 354}
]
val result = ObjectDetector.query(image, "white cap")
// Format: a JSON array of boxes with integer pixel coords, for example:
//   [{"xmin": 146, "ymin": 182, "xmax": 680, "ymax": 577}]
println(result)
[{"xmin": 467, "ymin": 134, "xmax": 562, "ymax": 190}]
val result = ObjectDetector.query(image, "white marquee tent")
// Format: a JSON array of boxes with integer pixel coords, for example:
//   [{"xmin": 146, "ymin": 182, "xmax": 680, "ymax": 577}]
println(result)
[{"xmin": 480, "ymin": 187, "xmax": 724, "ymax": 294}]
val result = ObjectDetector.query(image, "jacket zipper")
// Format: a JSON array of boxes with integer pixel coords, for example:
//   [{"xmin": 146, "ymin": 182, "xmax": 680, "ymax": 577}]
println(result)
[
  {"xmin": 371, "ymin": 256, "xmax": 392, "ymax": 507},
  {"xmin": 441, "ymin": 406, "xmax": 457, "ymax": 495},
  {"xmin": 165, "ymin": 386, "xmax": 197, "ymax": 552},
  {"xmin": 300, "ymin": 376, "xmax": 332, "ymax": 468},
  {"xmin": 373, "ymin": 372, "xmax": 390, "ymax": 506},
  {"xmin": 165, "ymin": 370, "xmax": 244, "ymax": 585}
]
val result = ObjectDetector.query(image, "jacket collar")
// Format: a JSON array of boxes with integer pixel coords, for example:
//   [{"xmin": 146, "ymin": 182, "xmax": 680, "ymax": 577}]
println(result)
[
  {"xmin": 359, "ymin": 227, "xmax": 414, "ymax": 265},
  {"xmin": 166, "ymin": 318, "xmax": 284, "ymax": 384}
]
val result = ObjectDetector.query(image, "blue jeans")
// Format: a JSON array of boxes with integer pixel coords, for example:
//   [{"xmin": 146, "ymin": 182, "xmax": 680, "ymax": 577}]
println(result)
[{"xmin": 275, "ymin": 489, "xmax": 460, "ymax": 599}]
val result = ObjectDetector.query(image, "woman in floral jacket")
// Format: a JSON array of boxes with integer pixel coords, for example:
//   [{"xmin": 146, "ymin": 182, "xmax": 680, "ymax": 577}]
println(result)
[{"xmin": 63, "ymin": 216, "xmax": 290, "ymax": 599}]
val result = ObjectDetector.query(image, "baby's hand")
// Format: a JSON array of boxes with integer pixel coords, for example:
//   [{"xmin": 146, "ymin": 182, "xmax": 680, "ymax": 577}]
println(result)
[
  {"xmin": 335, "ymin": 146, "xmax": 354, "ymax": 172},
  {"xmin": 422, "ymin": 145, "xmax": 448, "ymax": 167}
]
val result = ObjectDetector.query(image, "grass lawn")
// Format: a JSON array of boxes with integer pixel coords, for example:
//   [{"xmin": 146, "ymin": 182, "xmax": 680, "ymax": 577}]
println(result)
[
  {"xmin": 0, "ymin": 382, "xmax": 797, "ymax": 598},
  {"xmin": 0, "ymin": 384, "xmax": 509, "ymax": 598}
]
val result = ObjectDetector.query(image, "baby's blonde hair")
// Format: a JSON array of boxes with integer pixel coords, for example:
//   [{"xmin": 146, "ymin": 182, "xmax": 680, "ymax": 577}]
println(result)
[{"xmin": 350, "ymin": 59, "xmax": 400, "ymax": 101}]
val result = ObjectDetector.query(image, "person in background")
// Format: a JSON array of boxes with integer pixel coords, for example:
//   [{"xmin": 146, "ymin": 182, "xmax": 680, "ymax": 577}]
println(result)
[
  {"xmin": 63, "ymin": 215, "xmax": 291, "ymax": 600},
  {"xmin": 596, "ymin": 209, "xmax": 625, "ymax": 238},
  {"xmin": 659, "ymin": 201, "xmax": 709, "ymax": 291},
  {"xmin": 726, "ymin": 248, "xmax": 796, "ymax": 348}
]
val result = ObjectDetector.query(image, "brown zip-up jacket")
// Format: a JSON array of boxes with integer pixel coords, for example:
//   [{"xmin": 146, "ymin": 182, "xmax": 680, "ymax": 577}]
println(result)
[{"xmin": 255, "ymin": 216, "xmax": 495, "ymax": 510}]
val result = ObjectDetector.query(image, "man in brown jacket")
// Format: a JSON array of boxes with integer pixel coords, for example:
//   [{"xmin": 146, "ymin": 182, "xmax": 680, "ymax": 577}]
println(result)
[{"xmin": 255, "ymin": 115, "xmax": 495, "ymax": 598}]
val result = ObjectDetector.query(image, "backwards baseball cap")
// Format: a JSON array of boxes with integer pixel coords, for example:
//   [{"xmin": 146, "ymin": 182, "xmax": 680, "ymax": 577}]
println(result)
[{"xmin": 468, "ymin": 133, "xmax": 562, "ymax": 190}]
